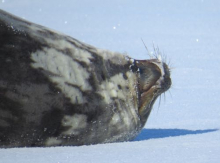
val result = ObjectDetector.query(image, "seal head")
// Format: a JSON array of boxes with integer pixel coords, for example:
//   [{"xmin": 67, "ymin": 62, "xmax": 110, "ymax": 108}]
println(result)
[{"xmin": 132, "ymin": 58, "xmax": 171, "ymax": 126}]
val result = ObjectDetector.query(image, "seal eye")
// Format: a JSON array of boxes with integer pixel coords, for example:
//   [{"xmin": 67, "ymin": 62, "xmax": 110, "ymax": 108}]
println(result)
[{"xmin": 139, "ymin": 68, "xmax": 143, "ymax": 75}]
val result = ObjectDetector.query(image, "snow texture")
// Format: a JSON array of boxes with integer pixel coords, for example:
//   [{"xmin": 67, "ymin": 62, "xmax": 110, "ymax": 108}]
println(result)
[{"xmin": 0, "ymin": 0, "xmax": 220, "ymax": 162}]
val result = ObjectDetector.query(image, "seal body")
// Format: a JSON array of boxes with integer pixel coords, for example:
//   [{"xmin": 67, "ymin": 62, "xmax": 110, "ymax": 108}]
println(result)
[{"xmin": 0, "ymin": 9, "xmax": 171, "ymax": 148}]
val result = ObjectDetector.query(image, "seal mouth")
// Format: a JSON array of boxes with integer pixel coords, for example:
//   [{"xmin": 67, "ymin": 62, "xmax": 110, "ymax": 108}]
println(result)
[{"xmin": 135, "ymin": 58, "xmax": 171, "ymax": 123}]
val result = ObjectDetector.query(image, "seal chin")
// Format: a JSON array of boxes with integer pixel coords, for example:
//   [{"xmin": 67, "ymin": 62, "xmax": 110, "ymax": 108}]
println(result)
[{"xmin": 136, "ymin": 59, "xmax": 171, "ymax": 125}]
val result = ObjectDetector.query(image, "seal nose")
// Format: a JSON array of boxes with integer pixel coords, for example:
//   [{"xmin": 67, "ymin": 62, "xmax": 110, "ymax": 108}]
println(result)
[{"xmin": 160, "ymin": 63, "xmax": 172, "ymax": 93}]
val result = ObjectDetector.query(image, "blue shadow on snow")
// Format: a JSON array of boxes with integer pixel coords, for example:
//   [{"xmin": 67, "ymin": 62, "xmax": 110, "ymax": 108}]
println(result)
[{"xmin": 134, "ymin": 128, "xmax": 218, "ymax": 141}]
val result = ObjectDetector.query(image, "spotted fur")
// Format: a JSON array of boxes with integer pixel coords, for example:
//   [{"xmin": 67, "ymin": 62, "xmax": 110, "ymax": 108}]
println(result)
[{"xmin": 0, "ymin": 9, "xmax": 171, "ymax": 148}]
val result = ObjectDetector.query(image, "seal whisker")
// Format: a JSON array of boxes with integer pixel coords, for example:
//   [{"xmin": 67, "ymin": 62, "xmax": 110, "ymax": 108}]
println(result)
[
  {"xmin": 163, "ymin": 92, "xmax": 166, "ymax": 102},
  {"xmin": 158, "ymin": 94, "xmax": 162, "ymax": 109},
  {"xmin": 152, "ymin": 42, "xmax": 158, "ymax": 59},
  {"xmin": 141, "ymin": 38, "xmax": 152, "ymax": 59},
  {"xmin": 168, "ymin": 90, "xmax": 173, "ymax": 99}
]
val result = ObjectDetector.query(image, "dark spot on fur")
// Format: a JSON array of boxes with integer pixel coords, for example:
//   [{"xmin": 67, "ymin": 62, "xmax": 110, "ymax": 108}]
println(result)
[
  {"xmin": 118, "ymin": 85, "xmax": 122, "ymax": 89},
  {"xmin": 0, "ymin": 94, "xmax": 26, "ymax": 147},
  {"xmin": 129, "ymin": 61, "xmax": 139, "ymax": 72},
  {"xmin": 123, "ymin": 73, "xmax": 128, "ymax": 80},
  {"xmin": 40, "ymin": 107, "xmax": 65, "ymax": 137},
  {"xmin": 101, "ymin": 73, "xmax": 106, "ymax": 80}
]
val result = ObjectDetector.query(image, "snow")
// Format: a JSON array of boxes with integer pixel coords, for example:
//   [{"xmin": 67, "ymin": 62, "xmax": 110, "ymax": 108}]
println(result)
[{"xmin": 0, "ymin": 0, "xmax": 220, "ymax": 162}]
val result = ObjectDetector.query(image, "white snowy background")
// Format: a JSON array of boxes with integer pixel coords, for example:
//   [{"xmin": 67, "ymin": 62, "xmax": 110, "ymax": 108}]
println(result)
[{"xmin": 0, "ymin": 0, "xmax": 220, "ymax": 162}]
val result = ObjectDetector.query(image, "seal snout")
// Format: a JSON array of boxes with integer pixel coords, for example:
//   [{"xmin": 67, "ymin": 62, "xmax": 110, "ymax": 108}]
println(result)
[
  {"xmin": 159, "ymin": 62, "xmax": 172, "ymax": 93},
  {"xmin": 136, "ymin": 59, "xmax": 171, "ymax": 95},
  {"xmin": 140, "ymin": 59, "xmax": 172, "ymax": 94}
]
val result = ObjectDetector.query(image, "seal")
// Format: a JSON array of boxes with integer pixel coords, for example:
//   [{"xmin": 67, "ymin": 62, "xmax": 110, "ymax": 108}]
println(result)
[{"xmin": 0, "ymin": 9, "xmax": 171, "ymax": 148}]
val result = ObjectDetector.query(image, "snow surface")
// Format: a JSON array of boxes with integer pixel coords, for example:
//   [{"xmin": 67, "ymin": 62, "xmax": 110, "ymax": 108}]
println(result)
[{"xmin": 0, "ymin": 0, "xmax": 220, "ymax": 162}]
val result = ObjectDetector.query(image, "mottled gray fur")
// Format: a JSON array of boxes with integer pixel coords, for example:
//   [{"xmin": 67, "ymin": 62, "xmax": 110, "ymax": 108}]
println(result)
[{"xmin": 0, "ymin": 9, "xmax": 171, "ymax": 148}]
